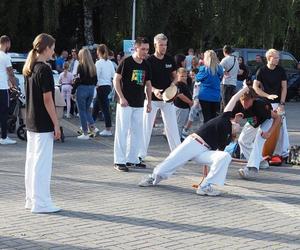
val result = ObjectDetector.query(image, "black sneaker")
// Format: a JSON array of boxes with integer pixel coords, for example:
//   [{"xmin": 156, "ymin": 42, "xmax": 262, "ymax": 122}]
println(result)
[
  {"xmin": 114, "ymin": 164, "xmax": 129, "ymax": 172},
  {"xmin": 126, "ymin": 162, "xmax": 147, "ymax": 169}
]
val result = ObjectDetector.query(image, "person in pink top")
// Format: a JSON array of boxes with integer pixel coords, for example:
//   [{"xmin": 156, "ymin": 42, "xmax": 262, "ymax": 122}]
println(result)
[{"xmin": 58, "ymin": 62, "xmax": 73, "ymax": 118}]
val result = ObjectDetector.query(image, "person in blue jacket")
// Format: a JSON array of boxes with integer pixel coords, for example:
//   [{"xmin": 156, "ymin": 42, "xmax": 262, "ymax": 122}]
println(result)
[{"xmin": 196, "ymin": 50, "xmax": 223, "ymax": 123}]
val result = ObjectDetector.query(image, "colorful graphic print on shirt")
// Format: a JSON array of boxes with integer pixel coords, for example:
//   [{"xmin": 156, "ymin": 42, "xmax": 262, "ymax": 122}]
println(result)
[{"xmin": 131, "ymin": 70, "xmax": 146, "ymax": 85}]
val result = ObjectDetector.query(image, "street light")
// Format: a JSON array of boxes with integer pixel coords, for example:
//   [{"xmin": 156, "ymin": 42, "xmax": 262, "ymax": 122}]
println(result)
[{"xmin": 132, "ymin": 0, "xmax": 136, "ymax": 40}]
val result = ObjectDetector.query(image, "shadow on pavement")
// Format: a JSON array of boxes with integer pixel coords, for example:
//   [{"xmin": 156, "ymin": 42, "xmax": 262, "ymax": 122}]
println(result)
[{"xmin": 52, "ymin": 210, "xmax": 300, "ymax": 245}]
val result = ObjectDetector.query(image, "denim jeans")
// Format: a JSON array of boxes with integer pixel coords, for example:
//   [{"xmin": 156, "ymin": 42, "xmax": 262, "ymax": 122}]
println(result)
[
  {"xmin": 92, "ymin": 85, "xmax": 112, "ymax": 128},
  {"xmin": 76, "ymin": 85, "xmax": 95, "ymax": 133}
]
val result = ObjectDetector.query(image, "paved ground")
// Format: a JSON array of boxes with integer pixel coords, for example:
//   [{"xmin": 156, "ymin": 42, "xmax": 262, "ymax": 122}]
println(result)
[{"xmin": 0, "ymin": 103, "xmax": 300, "ymax": 250}]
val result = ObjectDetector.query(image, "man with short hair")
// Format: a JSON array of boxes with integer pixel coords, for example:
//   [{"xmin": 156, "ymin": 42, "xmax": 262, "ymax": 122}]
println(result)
[
  {"xmin": 220, "ymin": 45, "xmax": 239, "ymax": 111},
  {"xmin": 234, "ymin": 86, "xmax": 281, "ymax": 179},
  {"xmin": 69, "ymin": 49, "xmax": 79, "ymax": 76},
  {"xmin": 56, "ymin": 50, "xmax": 68, "ymax": 73},
  {"xmin": 0, "ymin": 35, "xmax": 17, "ymax": 145},
  {"xmin": 253, "ymin": 49, "xmax": 290, "ymax": 161},
  {"xmin": 139, "ymin": 33, "xmax": 181, "ymax": 161},
  {"xmin": 113, "ymin": 37, "xmax": 152, "ymax": 172},
  {"xmin": 139, "ymin": 86, "xmax": 250, "ymax": 196}
]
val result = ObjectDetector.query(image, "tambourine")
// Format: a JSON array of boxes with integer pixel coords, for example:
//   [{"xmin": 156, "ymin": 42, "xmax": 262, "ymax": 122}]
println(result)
[{"xmin": 162, "ymin": 85, "xmax": 178, "ymax": 102}]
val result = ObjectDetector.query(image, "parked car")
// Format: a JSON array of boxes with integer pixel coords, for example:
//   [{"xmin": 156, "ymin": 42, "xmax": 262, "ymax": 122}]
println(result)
[{"xmin": 214, "ymin": 48, "xmax": 300, "ymax": 101}]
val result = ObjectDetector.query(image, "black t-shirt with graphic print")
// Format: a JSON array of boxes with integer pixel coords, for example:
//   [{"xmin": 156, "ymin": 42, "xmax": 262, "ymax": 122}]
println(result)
[
  {"xmin": 174, "ymin": 81, "xmax": 192, "ymax": 109},
  {"xmin": 196, "ymin": 111, "xmax": 233, "ymax": 151},
  {"xmin": 25, "ymin": 62, "xmax": 55, "ymax": 132},
  {"xmin": 116, "ymin": 56, "xmax": 151, "ymax": 107},
  {"xmin": 256, "ymin": 65, "xmax": 287, "ymax": 103},
  {"xmin": 147, "ymin": 54, "xmax": 176, "ymax": 101},
  {"xmin": 232, "ymin": 99, "xmax": 272, "ymax": 128}
]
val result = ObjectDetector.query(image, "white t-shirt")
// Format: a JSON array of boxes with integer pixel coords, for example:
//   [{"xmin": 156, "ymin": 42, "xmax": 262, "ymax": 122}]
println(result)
[
  {"xmin": 0, "ymin": 51, "xmax": 12, "ymax": 89},
  {"xmin": 95, "ymin": 59, "xmax": 115, "ymax": 86},
  {"xmin": 59, "ymin": 71, "xmax": 73, "ymax": 85},
  {"xmin": 220, "ymin": 55, "xmax": 239, "ymax": 86},
  {"xmin": 185, "ymin": 55, "xmax": 194, "ymax": 71},
  {"xmin": 71, "ymin": 60, "xmax": 79, "ymax": 76}
]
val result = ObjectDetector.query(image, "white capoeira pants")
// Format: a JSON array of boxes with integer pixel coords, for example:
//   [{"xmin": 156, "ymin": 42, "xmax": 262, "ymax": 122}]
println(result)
[
  {"xmin": 238, "ymin": 119, "xmax": 273, "ymax": 170},
  {"xmin": 152, "ymin": 135, "xmax": 232, "ymax": 187},
  {"xmin": 25, "ymin": 131, "xmax": 55, "ymax": 210},
  {"xmin": 271, "ymin": 103, "xmax": 290, "ymax": 157},
  {"xmin": 238, "ymin": 103, "xmax": 290, "ymax": 169},
  {"xmin": 139, "ymin": 100, "xmax": 181, "ymax": 159},
  {"xmin": 114, "ymin": 104, "xmax": 143, "ymax": 164}
]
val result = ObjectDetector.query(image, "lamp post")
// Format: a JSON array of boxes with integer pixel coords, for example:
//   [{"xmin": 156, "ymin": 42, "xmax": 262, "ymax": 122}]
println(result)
[{"xmin": 132, "ymin": 0, "xmax": 136, "ymax": 40}]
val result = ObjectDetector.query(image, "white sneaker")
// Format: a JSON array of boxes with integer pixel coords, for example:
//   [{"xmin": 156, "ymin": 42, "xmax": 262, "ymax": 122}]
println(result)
[
  {"xmin": 196, "ymin": 184, "xmax": 221, "ymax": 196},
  {"xmin": 139, "ymin": 175, "xmax": 155, "ymax": 187},
  {"xmin": 182, "ymin": 128, "xmax": 189, "ymax": 137},
  {"xmin": 259, "ymin": 160, "xmax": 270, "ymax": 169},
  {"xmin": 0, "ymin": 137, "xmax": 17, "ymax": 145},
  {"xmin": 238, "ymin": 167, "xmax": 258, "ymax": 180},
  {"xmin": 31, "ymin": 205, "xmax": 61, "ymax": 214},
  {"xmin": 77, "ymin": 134, "xmax": 90, "ymax": 140},
  {"xmin": 100, "ymin": 129, "xmax": 112, "ymax": 136}
]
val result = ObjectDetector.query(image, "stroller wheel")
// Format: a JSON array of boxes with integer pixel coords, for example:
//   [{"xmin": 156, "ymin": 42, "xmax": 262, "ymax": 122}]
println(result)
[
  {"xmin": 60, "ymin": 126, "xmax": 65, "ymax": 143},
  {"xmin": 7, "ymin": 118, "xmax": 16, "ymax": 133},
  {"xmin": 17, "ymin": 125, "xmax": 27, "ymax": 141}
]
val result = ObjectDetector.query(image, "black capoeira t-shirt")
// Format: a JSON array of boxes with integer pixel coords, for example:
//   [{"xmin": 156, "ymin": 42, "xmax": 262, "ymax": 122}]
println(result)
[
  {"xmin": 174, "ymin": 81, "xmax": 192, "ymax": 109},
  {"xmin": 147, "ymin": 54, "xmax": 176, "ymax": 101},
  {"xmin": 232, "ymin": 99, "xmax": 272, "ymax": 128},
  {"xmin": 25, "ymin": 62, "xmax": 55, "ymax": 133},
  {"xmin": 196, "ymin": 111, "xmax": 232, "ymax": 150},
  {"xmin": 256, "ymin": 65, "xmax": 287, "ymax": 103},
  {"xmin": 116, "ymin": 56, "xmax": 151, "ymax": 107}
]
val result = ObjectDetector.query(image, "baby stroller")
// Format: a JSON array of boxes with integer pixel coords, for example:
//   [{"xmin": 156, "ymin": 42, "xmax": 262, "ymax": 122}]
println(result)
[{"xmin": 6, "ymin": 87, "xmax": 27, "ymax": 140}]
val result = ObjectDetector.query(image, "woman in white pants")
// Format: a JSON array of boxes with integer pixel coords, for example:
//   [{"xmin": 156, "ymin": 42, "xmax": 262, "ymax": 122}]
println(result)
[
  {"xmin": 23, "ymin": 33, "xmax": 61, "ymax": 213},
  {"xmin": 139, "ymin": 86, "xmax": 250, "ymax": 196}
]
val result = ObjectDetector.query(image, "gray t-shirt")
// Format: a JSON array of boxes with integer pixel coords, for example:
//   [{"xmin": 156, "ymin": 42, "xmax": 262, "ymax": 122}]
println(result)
[{"xmin": 220, "ymin": 55, "xmax": 239, "ymax": 86}]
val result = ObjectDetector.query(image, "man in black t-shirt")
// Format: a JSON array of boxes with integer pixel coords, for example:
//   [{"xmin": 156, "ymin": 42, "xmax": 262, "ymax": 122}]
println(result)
[
  {"xmin": 138, "ymin": 33, "xmax": 181, "ymax": 161},
  {"xmin": 138, "ymin": 87, "xmax": 251, "ymax": 196},
  {"xmin": 253, "ymin": 49, "xmax": 289, "ymax": 159},
  {"xmin": 113, "ymin": 37, "xmax": 152, "ymax": 172},
  {"xmin": 232, "ymin": 89, "xmax": 281, "ymax": 180}
]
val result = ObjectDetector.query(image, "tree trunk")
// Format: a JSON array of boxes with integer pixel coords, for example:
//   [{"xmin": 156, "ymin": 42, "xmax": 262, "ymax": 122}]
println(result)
[{"xmin": 83, "ymin": 0, "xmax": 94, "ymax": 46}]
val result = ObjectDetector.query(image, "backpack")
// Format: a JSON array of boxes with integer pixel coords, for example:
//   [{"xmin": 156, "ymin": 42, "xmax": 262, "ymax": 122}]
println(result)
[{"xmin": 287, "ymin": 145, "xmax": 300, "ymax": 165}]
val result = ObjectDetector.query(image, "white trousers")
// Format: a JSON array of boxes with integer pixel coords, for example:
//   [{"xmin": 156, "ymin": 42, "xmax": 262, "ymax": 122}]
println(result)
[
  {"xmin": 271, "ymin": 103, "xmax": 290, "ymax": 157},
  {"xmin": 238, "ymin": 119, "xmax": 273, "ymax": 169},
  {"xmin": 114, "ymin": 104, "xmax": 143, "ymax": 164},
  {"xmin": 153, "ymin": 136, "xmax": 232, "ymax": 187},
  {"xmin": 139, "ymin": 101, "xmax": 181, "ymax": 159},
  {"xmin": 25, "ymin": 131, "xmax": 54, "ymax": 210}
]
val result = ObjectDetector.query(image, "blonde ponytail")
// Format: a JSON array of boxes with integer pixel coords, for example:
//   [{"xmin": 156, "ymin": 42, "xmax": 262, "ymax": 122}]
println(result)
[{"xmin": 22, "ymin": 49, "xmax": 38, "ymax": 77}]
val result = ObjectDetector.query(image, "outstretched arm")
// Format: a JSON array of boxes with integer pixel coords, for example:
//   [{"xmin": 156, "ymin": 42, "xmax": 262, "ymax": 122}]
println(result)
[{"xmin": 224, "ymin": 81, "xmax": 249, "ymax": 112}]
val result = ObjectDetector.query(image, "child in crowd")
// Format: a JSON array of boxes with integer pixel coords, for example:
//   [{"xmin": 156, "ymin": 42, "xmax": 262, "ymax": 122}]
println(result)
[
  {"xmin": 182, "ymin": 68, "xmax": 202, "ymax": 137},
  {"xmin": 173, "ymin": 67, "xmax": 193, "ymax": 140},
  {"xmin": 58, "ymin": 62, "xmax": 73, "ymax": 118}
]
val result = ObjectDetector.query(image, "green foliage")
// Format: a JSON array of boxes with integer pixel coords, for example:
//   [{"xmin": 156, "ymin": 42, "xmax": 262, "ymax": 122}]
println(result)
[{"xmin": 0, "ymin": 0, "xmax": 299, "ymax": 59}]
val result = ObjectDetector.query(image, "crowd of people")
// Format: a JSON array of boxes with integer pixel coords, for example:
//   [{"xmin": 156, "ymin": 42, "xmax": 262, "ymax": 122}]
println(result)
[{"xmin": 0, "ymin": 32, "xmax": 294, "ymax": 213}]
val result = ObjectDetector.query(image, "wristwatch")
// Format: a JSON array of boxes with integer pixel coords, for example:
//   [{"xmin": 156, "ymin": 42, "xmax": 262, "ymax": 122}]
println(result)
[{"xmin": 280, "ymin": 102, "xmax": 285, "ymax": 105}]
